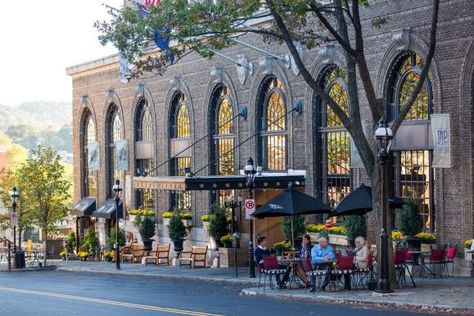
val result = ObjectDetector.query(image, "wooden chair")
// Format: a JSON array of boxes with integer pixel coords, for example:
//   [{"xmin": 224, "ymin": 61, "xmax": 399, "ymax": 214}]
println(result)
[
  {"xmin": 144, "ymin": 244, "xmax": 171, "ymax": 266},
  {"xmin": 120, "ymin": 246, "xmax": 133, "ymax": 263},
  {"xmin": 122, "ymin": 244, "xmax": 144, "ymax": 263},
  {"xmin": 177, "ymin": 246, "xmax": 208, "ymax": 268}
]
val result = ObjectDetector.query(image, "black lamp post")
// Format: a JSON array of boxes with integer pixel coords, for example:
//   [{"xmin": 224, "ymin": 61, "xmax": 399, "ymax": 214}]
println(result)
[
  {"xmin": 224, "ymin": 195, "xmax": 241, "ymax": 278},
  {"xmin": 10, "ymin": 187, "xmax": 18, "ymax": 253},
  {"xmin": 113, "ymin": 179, "xmax": 122, "ymax": 270},
  {"xmin": 244, "ymin": 157, "xmax": 257, "ymax": 278},
  {"xmin": 374, "ymin": 119, "xmax": 393, "ymax": 293}
]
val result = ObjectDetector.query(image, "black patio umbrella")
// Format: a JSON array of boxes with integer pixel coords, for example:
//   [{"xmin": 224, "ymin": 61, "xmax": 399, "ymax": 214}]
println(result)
[
  {"xmin": 334, "ymin": 184, "xmax": 405, "ymax": 216},
  {"xmin": 253, "ymin": 189, "xmax": 334, "ymax": 248}
]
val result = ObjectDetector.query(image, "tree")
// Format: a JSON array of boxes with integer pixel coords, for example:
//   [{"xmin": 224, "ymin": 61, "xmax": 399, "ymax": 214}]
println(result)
[
  {"xmin": 16, "ymin": 146, "xmax": 71, "ymax": 266},
  {"xmin": 342, "ymin": 215, "xmax": 367, "ymax": 246},
  {"xmin": 96, "ymin": 0, "xmax": 440, "ymax": 282}
]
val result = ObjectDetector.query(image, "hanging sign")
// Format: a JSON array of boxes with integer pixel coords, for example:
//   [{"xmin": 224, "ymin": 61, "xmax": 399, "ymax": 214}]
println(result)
[
  {"xmin": 88, "ymin": 141, "xmax": 100, "ymax": 171},
  {"xmin": 431, "ymin": 114, "xmax": 451, "ymax": 168},
  {"xmin": 115, "ymin": 140, "xmax": 129, "ymax": 171},
  {"xmin": 245, "ymin": 199, "xmax": 255, "ymax": 220}
]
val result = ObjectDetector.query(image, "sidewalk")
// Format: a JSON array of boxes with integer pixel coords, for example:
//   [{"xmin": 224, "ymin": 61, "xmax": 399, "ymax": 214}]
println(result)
[{"xmin": 21, "ymin": 261, "xmax": 474, "ymax": 314}]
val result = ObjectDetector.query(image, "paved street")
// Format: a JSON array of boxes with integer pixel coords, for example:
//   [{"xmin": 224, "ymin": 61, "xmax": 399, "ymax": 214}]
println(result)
[{"xmin": 0, "ymin": 271, "xmax": 455, "ymax": 316}]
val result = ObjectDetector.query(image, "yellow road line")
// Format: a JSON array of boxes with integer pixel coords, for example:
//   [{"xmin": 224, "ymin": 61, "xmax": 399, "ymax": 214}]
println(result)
[{"xmin": 0, "ymin": 286, "xmax": 223, "ymax": 316}]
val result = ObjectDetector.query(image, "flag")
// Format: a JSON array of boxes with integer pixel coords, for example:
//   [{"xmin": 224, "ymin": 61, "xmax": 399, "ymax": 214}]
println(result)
[{"xmin": 431, "ymin": 113, "xmax": 451, "ymax": 168}]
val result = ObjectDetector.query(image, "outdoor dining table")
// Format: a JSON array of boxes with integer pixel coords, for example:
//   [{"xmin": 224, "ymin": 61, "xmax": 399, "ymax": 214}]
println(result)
[
  {"xmin": 312, "ymin": 259, "xmax": 350, "ymax": 291},
  {"xmin": 408, "ymin": 250, "xmax": 435, "ymax": 277},
  {"xmin": 278, "ymin": 256, "xmax": 303, "ymax": 288}
]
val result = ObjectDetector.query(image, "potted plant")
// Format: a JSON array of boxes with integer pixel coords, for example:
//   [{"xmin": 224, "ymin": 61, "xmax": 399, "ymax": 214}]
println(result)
[
  {"xmin": 220, "ymin": 234, "xmax": 233, "ymax": 248},
  {"xmin": 306, "ymin": 224, "xmax": 325, "ymax": 241},
  {"xmin": 104, "ymin": 251, "xmax": 113, "ymax": 262},
  {"xmin": 208, "ymin": 204, "xmax": 229, "ymax": 248},
  {"xmin": 180, "ymin": 212, "xmax": 193, "ymax": 227},
  {"xmin": 168, "ymin": 214, "xmax": 187, "ymax": 252},
  {"xmin": 416, "ymin": 232, "xmax": 436, "ymax": 251},
  {"xmin": 162, "ymin": 211, "xmax": 173, "ymax": 226},
  {"xmin": 81, "ymin": 230, "xmax": 99, "ymax": 260},
  {"xmin": 273, "ymin": 241, "xmax": 291, "ymax": 257},
  {"xmin": 77, "ymin": 251, "xmax": 89, "ymax": 261},
  {"xmin": 282, "ymin": 215, "xmax": 305, "ymax": 248},
  {"xmin": 135, "ymin": 214, "xmax": 156, "ymax": 251},
  {"xmin": 328, "ymin": 226, "xmax": 349, "ymax": 246},
  {"xmin": 397, "ymin": 199, "xmax": 424, "ymax": 250},
  {"xmin": 201, "ymin": 214, "xmax": 211, "ymax": 231},
  {"xmin": 342, "ymin": 215, "xmax": 367, "ymax": 247},
  {"xmin": 465, "ymin": 239, "xmax": 473, "ymax": 261}
]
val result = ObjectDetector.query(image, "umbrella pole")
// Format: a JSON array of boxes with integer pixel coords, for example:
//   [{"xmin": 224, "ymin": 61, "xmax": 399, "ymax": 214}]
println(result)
[{"xmin": 291, "ymin": 217, "xmax": 295, "ymax": 250}]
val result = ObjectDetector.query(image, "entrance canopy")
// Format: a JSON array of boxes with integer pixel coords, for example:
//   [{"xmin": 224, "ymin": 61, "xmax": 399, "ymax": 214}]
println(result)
[
  {"xmin": 133, "ymin": 173, "xmax": 306, "ymax": 191},
  {"xmin": 74, "ymin": 197, "xmax": 96, "ymax": 217},
  {"xmin": 93, "ymin": 199, "xmax": 124, "ymax": 219}
]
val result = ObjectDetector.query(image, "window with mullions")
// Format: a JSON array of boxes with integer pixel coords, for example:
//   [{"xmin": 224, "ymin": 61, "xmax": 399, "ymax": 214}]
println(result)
[
  {"xmin": 170, "ymin": 93, "xmax": 192, "ymax": 210},
  {"xmin": 82, "ymin": 112, "xmax": 97, "ymax": 197},
  {"xmin": 106, "ymin": 105, "xmax": 124, "ymax": 198},
  {"xmin": 387, "ymin": 52, "xmax": 431, "ymax": 121},
  {"xmin": 317, "ymin": 67, "xmax": 351, "ymax": 207},
  {"xmin": 258, "ymin": 77, "xmax": 287, "ymax": 171},
  {"xmin": 135, "ymin": 99, "xmax": 154, "ymax": 142},
  {"xmin": 209, "ymin": 86, "xmax": 235, "ymax": 204}
]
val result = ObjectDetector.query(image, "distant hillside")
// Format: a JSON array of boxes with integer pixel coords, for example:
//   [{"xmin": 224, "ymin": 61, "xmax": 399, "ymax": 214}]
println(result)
[{"xmin": 0, "ymin": 101, "xmax": 71, "ymax": 130}]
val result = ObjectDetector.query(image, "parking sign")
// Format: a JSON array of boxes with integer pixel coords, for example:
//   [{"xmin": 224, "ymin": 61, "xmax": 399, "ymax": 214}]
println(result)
[{"xmin": 245, "ymin": 199, "xmax": 255, "ymax": 219}]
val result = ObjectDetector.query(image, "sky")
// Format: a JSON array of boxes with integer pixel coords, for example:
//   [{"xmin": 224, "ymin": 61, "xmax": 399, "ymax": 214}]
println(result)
[{"xmin": 0, "ymin": 0, "xmax": 123, "ymax": 106}]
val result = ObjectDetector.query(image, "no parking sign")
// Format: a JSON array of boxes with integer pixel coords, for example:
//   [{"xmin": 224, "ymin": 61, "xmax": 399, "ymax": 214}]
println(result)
[{"xmin": 245, "ymin": 199, "xmax": 255, "ymax": 219}]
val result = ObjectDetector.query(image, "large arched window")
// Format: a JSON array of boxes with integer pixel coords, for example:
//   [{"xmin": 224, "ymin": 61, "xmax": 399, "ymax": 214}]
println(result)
[
  {"xmin": 134, "ymin": 99, "xmax": 155, "ymax": 209},
  {"xmin": 317, "ymin": 67, "xmax": 351, "ymax": 207},
  {"xmin": 258, "ymin": 76, "xmax": 287, "ymax": 171},
  {"xmin": 387, "ymin": 52, "xmax": 434, "ymax": 231},
  {"xmin": 169, "ymin": 93, "xmax": 191, "ymax": 210},
  {"xmin": 82, "ymin": 111, "xmax": 97, "ymax": 197},
  {"xmin": 209, "ymin": 85, "xmax": 235, "ymax": 204},
  {"xmin": 106, "ymin": 104, "xmax": 124, "ymax": 198}
]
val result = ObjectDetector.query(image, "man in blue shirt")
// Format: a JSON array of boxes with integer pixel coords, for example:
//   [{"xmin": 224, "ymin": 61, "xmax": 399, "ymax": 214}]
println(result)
[{"xmin": 310, "ymin": 237, "xmax": 335, "ymax": 291}]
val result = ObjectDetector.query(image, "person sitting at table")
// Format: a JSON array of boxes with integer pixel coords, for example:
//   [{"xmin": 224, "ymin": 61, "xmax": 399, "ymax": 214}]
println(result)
[
  {"xmin": 254, "ymin": 236, "xmax": 289, "ymax": 288},
  {"xmin": 353, "ymin": 236, "xmax": 369, "ymax": 269},
  {"xmin": 311, "ymin": 237, "xmax": 336, "ymax": 291},
  {"xmin": 300, "ymin": 234, "xmax": 313, "ymax": 259}
]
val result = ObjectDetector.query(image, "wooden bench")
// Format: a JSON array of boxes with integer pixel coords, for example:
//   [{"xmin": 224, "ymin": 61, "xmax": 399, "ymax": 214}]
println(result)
[
  {"xmin": 122, "ymin": 244, "xmax": 144, "ymax": 263},
  {"xmin": 177, "ymin": 246, "xmax": 208, "ymax": 268},
  {"xmin": 144, "ymin": 244, "xmax": 171, "ymax": 266}
]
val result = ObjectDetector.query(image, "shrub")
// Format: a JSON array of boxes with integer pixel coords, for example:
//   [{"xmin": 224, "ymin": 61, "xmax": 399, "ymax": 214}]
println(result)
[
  {"xmin": 415, "ymin": 232, "xmax": 436, "ymax": 244},
  {"xmin": 208, "ymin": 204, "xmax": 229, "ymax": 246},
  {"xmin": 397, "ymin": 199, "xmax": 423, "ymax": 237},
  {"xmin": 306, "ymin": 224, "xmax": 326, "ymax": 233},
  {"xmin": 107, "ymin": 228, "xmax": 126, "ymax": 251},
  {"xmin": 342, "ymin": 215, "xmax": 367, "ymax": 244},
  {"xmin": 465, "ymin": 239, "xmax": 473, "ymax": 248},
  {"xmin": 168, "ymin": 215, "xmax": 187, "ymax": 242},
  {"xmin": 66, "ymin": 231, "xmax": 76, "ymax": 252},
  {"xmin": 81, "ymin": 230, "xmax": 99, "ymax": 255},
  {"xmin": 104, "ymin": 251, "xmax": 113, "ymax": 262},
  {"xmin": 201, "ymin": 214, "xmax": 211, "ymax": 222},
  {"xmin": 135, "ymin": 214, "xmax": 156, "ymax": 241},
  {"xmin": 282, "ymin": 215, "xmax": 306, "ymax": 240},
  {"xmin": 162, "ymin": 211, "xmax": 173, "ymax": 218}
]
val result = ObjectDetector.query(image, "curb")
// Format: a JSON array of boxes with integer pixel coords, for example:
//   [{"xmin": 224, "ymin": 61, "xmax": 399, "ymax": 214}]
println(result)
[
  {"xmin": 0, "ymin": 266, "xmax": 57, "ymax": 273},
  {"xmin": 240, "ymin": 289, "xmax": 474, "ymax": 315},
  {"xmin": 57, "ymin": 267, "xmax": 260, "ymax": 287}
]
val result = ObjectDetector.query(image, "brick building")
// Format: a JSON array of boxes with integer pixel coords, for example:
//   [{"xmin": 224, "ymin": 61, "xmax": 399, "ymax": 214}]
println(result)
[{"xmin": 67, "ymin": 0, "xmax": 474, "ymax": 269}]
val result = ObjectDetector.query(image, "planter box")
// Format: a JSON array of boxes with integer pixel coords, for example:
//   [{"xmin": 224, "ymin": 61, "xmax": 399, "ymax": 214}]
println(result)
[
  {"xmin": 203, "ymin": 222, "xmax": 210, "ymax": 231},
  {"xmin": 129, "ymin": 215, "xmax": 136, "ymax": 222},
  {"xmin": 219, "ymin": 247, "xmax": 248, "ymax": 267},
  {"xmin": 163, "ymin": 218, "xmax": 171, "ymax": 226},
  {"xmin": 329, "ymin": 234, "xmax": 349, "ymax": 246},
  {"xmin": 182, "ymin": 219, "xmax": 193, "ymax": 227},
  {"xmin": 421, "ymin": 243, "xmax": 436, "ymax": 252},
  {"xmin": 465, "ymin": 249, "xmax": 473, "ymax": 261},
  {"xmin": 307, "ymin": 232, "xmax": 321, "ymax": 242}
]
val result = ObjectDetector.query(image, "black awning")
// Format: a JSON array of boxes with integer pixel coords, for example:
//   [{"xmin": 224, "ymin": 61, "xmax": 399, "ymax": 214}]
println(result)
[
  {"xmin": 133, "ymin": 174, "xmax": 306, "ymax": 191},
  {"xmin": 93, "ymin": 199, "xmax": 124, "ymax": 219},
  {"xmin": 74, "ymin": 197, "xmax": 96, "ymax": 217}
]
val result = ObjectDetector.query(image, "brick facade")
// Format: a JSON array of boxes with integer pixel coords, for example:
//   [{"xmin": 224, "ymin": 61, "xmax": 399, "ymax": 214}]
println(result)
[{"xmin": 68, "ymin": 0, "xmax": 474, "ymax": 251}]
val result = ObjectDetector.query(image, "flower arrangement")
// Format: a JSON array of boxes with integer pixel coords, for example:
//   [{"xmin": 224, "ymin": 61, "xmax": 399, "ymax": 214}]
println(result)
[
  {"xmin": 77, "ymin": 251, "xmax": 89, "ymax": 258},
  {"xmin": 465, "ymin": 239, "xmax": 473, "ymax": 248},
  {"xmin": 220, "ymin": 234, "xmax": 233, "ymax": 248},
  {"xmin": 180, "ymin": 212, "xmax": 193, "ymax": 220},
  {"xmin": 392, "ymin": 230, "xmax": 403, "ymax": 241},
  {"xmin": 328, "ymin": 226, "xmax": 348, "ymax": 236},
  {"xmin": 273, "ymin": 241, "xmax": 291, "ymax": 254},
  {"xmin": 129, "ymin": 209, "xmax": 155, "ymax": 216},
  {"xmin": 162, "ymin": 212, "xmax": 174, "ymax": 218},
  {"xmin": 201, "ymin": 214, "xmax": 211, "ymax": 222},
  {"xmin": 306, "ymin": 224, "xmax": 326, "ymax": 233},
  {"xmin": 415, "ymin": 232, "xmax": 436, "ymax": 244}
]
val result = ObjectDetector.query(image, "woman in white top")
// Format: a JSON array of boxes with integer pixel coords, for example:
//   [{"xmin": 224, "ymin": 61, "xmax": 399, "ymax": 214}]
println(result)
[{"xmin": 353, "ymin": 236, "xmax": 369, "ymax": 269}]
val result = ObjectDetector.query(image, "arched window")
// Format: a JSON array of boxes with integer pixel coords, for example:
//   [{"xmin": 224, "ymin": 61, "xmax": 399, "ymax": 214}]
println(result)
[
  {"xmin": 258, "ymin": 77, "xmax": 287, "ymax": 171},
  {"xmin": 106, "ymin": 104, "xmax": 124, "ymax": 198},
  {"xmin": 387, "ymin": 52, "xmax": 434, "ymax": 231},
  {"xmin": 170, "ymin": 93, "xmax": 191, "ymax": 210},
  {"xmin": 82, "ymin": 112, "xmax": 97, "ymax": 197},
  {"xmin": 134, "ymin": 99, "xmax": 155, "ymax": 209},
  {"xmin": 210, "ymin": 86, "xmax": 235, "ymax": 205},
  {"xmin": 317, "ymin": 67, "xmax": 351, "ymax": 207}
]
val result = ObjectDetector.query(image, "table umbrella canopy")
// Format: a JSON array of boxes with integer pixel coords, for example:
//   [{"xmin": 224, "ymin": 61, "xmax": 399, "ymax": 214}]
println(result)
[
  {"xmin": 252, "ymin": 189, "xmax": 333, "ymax": 218},
  {"xmin": 334, "ymin": 184, "xmax": 405, "ymax": 216}
]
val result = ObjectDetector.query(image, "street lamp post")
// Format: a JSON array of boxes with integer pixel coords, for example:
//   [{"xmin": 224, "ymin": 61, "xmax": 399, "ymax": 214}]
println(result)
[
  {"xmin": 113, "ymin": 179, "xmax": 122, "ymax": 270},
  {"xmin": 10, "ymin": 187, "xmax": 18, "ymax": 253},
  {"xmin": 244, "ymin": 157, "xmax": 257, "ymax": 278},
  {"xmin": 224, "ymin": 195, "xmax": 240, "ymax": 278},
  {"xmin": 374, "ymin": 119, "xmax": 393, "ymax": 293}
]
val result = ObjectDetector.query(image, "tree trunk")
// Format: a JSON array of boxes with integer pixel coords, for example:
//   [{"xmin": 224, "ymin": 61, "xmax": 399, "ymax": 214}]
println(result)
[{"xmin": 43, "ymin": 228, "xmax": 48, "ymax": 267}]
